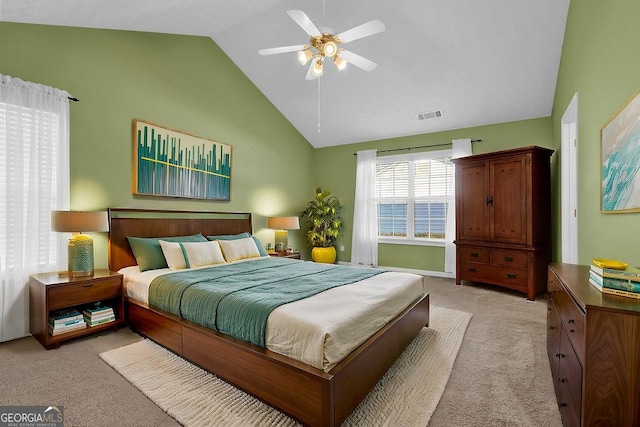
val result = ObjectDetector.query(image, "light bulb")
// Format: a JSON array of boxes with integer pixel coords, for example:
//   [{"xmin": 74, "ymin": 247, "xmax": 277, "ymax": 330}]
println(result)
[
  {"xmin": 312, "ymin": 59, "xmax": 324, "ymax": 77},
  {"xmin": 298, "ymin": 50, "xmax": 313, "ymax": 65},
  {"xmin": 334, "ymin": 55, "xmax": 347, "ymax": 71},
  {"xmin": 323, "ymin": 41, "xmax": 337, "ymax": 57}
]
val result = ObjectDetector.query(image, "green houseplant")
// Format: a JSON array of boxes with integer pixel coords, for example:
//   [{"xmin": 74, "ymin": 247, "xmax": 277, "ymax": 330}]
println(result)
[{"xmin": 300, "ymin": 187, "xmax": 343, "ymax": 263}]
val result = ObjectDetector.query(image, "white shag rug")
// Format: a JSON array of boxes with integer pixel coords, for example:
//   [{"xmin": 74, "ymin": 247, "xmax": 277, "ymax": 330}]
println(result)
[{"xmin": 100, "ymin": 306, "xmax": 472, "ymax": 426}]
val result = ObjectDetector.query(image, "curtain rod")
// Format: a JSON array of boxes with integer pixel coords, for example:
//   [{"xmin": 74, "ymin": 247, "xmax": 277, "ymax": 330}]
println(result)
[
  {"xmin": 68, "ymin": 97, "xmax": 79, "ymax": 102},
  {"xmin": 353, "ymin": 139, "xmax": 482, "ymax": 155}
]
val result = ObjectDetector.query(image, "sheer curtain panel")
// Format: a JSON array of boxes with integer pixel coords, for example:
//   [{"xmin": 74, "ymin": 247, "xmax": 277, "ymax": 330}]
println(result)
[
  {"xmin": 351, "ymin": 150, "xmax": 378, "ymax": 266},
  {"xmin": 0, "ymin": 74, "xmax": 70, "ymax": 342},
  {"xmin": 444, "ymin": 138, "xmax": 472, "ymax": 274}
]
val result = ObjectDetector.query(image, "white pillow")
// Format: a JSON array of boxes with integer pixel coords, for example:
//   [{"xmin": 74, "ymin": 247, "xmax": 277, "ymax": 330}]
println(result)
[
  {"xmin": 217, "ymin": 237, "xmax": 261, "ymax": 262},
  {"xmin": 159, "ymin": 240, "xmax": 226, "ymax": 270}
]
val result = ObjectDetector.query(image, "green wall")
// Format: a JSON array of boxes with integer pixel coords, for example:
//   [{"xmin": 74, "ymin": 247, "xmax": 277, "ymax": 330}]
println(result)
[
  {"xmin": 552, "ymin": 0, "xmax": 640, "ymax": 267},
  {"xmin": 0, "ymin": 22, "xmax": 314, "ymax": 268},
  {"xmin": 313, "ymin": 117, "xmax": 554, "ymax": 270}
]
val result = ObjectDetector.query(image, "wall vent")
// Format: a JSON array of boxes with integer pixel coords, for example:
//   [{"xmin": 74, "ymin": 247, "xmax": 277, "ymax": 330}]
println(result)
[{"xmin": 416, "ymin": 109, "xmax": 443, "ymax": 120}]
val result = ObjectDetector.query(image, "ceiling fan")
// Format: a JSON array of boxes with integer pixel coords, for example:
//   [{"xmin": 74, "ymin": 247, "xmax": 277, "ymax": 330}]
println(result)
[{"xmin": 258, "ymin": 10, "xmax": 386, "ymax": 80}]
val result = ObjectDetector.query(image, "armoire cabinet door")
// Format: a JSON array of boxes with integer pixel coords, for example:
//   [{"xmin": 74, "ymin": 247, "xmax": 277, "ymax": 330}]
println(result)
[
  {"xmin": 456, "ymin": 161, "xmax": 489, "ymax": 241},
  {"xmin": 489, "ymin": 155, "xmax": 527, "ymax": 244}
]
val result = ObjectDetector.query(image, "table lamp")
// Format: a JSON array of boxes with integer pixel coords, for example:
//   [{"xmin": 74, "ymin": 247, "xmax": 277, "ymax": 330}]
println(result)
[
  {"xmin": 267, "ymin": 216, "xmax": 300, "ymax": 252},
  {"xmin": 51, "ymin": 210, "xmax": 109, "ymax": 277}
]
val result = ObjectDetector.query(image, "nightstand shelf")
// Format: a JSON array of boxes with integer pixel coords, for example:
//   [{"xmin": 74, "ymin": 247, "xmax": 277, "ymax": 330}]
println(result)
[{"xmin": 29, "ymin": 269, "xmax": 125, "ymax": 349}]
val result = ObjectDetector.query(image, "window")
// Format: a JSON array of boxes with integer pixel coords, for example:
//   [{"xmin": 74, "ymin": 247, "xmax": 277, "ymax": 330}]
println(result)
[{"xmin": 375, "ymin": 150, "xmax": 453, "ymax": 244}]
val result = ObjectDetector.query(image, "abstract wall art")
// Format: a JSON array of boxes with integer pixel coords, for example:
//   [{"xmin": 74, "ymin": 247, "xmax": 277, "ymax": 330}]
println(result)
[
  {"xmin": 601, "ymin": 92, "xmax": 640, "ymax": 213},
  {"xmin": 133, "ymin": 119, "xmax": 232, "ymax": 201}
]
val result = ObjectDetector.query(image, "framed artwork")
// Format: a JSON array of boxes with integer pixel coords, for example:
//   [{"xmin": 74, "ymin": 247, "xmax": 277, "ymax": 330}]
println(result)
[
  {"xmin": 133, "ymin": 119, "xmax": 232, "ymax": 201},
  {"xmin": 601, "ymin": 92, "xmax": 640, "ymax": 213}
]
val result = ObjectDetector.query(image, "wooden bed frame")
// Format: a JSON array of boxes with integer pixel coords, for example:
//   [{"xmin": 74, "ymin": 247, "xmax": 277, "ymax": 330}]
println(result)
[{"xmin": 108, "ymin": 208, "xmax": 430, "ymax": 426}]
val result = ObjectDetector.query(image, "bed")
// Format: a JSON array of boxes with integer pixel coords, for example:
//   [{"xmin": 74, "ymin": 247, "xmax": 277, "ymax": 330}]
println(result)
[{"xmin": 108, "ymin": 208, "xmax": 430, "ymax": 427}]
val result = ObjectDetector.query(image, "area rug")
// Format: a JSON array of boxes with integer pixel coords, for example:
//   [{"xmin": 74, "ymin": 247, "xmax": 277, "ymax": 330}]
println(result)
[{"xmin": 100, "ymin": 306, "xmax": 472, "ymax": 426}]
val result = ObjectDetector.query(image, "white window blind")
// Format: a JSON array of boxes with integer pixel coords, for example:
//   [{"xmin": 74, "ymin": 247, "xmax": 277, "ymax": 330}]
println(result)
[{"xmin": 375, "ymin": 151, "xmax": 453, "ymax": 242}]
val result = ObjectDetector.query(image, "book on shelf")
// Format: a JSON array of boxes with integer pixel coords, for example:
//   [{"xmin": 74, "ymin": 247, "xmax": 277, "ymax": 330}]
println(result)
[
  {"xmin": 589, "ymin": 270, "xmax": 640, "ymax": 293},
  {"xmin": 590, "ymin": 264, "xmax": 640, "ymax": 282},
  {"xmin": 83, "ymin": 304, "xmax": 114, "ymax": 319},
  {"xmin": 48, "ymin": 308, "xmax": 83, "ymax": 325},
  {"xmin": 84, "ymin": 315, "xmax": 116, "ymax": 327},
  {"xmin": 590, "ymin": 278, "xmax": 640, "ymax": 300},
  {"xmin": 49, "ymin": 319, "xmax": 87, "ymax": 335}
]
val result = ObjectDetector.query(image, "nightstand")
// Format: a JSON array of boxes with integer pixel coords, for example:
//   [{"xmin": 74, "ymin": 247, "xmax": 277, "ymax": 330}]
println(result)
[
  {"xmin": 29, "ymin": 269, "xmax": 125, "ymax": 349},
  {"xmin": 268, "ymin": 251, "xmax": 301, "ymax": 259}
]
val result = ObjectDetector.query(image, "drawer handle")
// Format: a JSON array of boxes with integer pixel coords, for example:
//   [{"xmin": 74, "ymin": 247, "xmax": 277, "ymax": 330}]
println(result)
[
  {"xmin": 468, "ymin": 267, "xmax": 476, "ymax": 273},
  {"xmin": 504, "ymin": 256, "xmax": 514, "ymax": 262},
  {"xmin": 470, "ymin": 252, "xmax": 479, "ymax": 258},
  {"xmin": 567, "ymin": 319, "xmax": 575, "ymax": 324},
  {"xmin": 83, "ymin": 284, "xmax": 94, "ymax": 288},
  {"xmin": 507, "ymin": 273, "xmax": 516, "ymax": 279},
  {"xmin": 559, "ymin": 378, "xmax": 566, "ymax": 383},
  {"xmin": 549, "ymin": 326, "xmax": 555, "ymax": 330},
  {"xmin": 560, "ymin": 403, "xmax": 567, "ymax": 408}
]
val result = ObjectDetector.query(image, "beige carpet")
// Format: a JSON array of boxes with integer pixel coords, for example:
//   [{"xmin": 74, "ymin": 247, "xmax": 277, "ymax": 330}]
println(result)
[{"xmin": 100, "ymin": 306, "xmax": 472, "ymax": 426}]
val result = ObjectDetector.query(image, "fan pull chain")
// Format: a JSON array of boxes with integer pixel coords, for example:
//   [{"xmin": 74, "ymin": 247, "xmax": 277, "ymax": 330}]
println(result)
[{"xmin": 317, "ymin": 77, "xmax": 321, "ymax": 134}]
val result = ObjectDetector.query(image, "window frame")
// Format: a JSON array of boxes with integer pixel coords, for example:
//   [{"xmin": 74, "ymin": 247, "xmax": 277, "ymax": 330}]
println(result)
[{"xmin": 376, "ymin": 149, "xmax": 453, "ymax": 247}]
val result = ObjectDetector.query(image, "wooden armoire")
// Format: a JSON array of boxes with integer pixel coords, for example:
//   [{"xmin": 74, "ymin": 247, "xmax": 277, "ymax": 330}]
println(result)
[{"xmin": 452, "ymin": 146, "xmax": 554, "ymax": 300}]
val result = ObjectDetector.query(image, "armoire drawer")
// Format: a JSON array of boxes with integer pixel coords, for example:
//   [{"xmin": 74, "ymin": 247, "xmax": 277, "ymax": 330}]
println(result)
[
  {"xmin": 458, "ymin": 246, "xmax": 490, "ymax": 263},
  {"xmin": 460, "ymin": 262, "xmax": 529, "ymax": 288},
  {"xmin": 490, "ymin": 249, "xmax": 529, "ymax": 269}
]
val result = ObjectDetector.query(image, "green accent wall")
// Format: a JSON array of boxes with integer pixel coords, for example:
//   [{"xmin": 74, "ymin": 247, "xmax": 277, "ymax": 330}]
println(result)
[
  {"xmin": 552, "ymin": 0, "xmax": 640, "ymax": 267},
  {"xmin": 0, "ymin": 22, "xmax": 314, "ymax": 268}
]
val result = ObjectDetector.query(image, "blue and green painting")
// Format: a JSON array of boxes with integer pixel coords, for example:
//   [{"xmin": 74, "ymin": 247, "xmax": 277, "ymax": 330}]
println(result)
[
  {"xmin": 134, "ymin": 121, "xmax": 231, "ymax": 200},
  {"xmin": 601, "ymin": 93, "xmax": 640, "ymax": 212}
]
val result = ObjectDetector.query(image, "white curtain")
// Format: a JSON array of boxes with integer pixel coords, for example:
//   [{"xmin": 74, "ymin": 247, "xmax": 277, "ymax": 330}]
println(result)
[
  {"xmin": 351, "ymin": 149, "xmax": 378, "ymax": 266},
  {"xmin": 0, "ymin": 74, "xmax": 70, "ymax": 342},
  {"xmin": 444, "ymin": 139, "xmax": 472, "ymax": 274}
]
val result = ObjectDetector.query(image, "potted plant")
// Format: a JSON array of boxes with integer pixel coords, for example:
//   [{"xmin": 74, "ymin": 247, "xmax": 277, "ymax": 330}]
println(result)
[{"xmin": 300, "ymin": 188, "xmax": 343, "ymax": 263}]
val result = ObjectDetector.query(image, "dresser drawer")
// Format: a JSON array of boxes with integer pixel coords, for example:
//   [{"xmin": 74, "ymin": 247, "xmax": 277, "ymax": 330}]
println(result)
[
  {"xmin": 490, "ymin": 249, "xmax": 529, "ymax": 269},
  {"xmin": 554, "ymin": 286, "xmax": 585, "ymax": 364},
  {"xmin": 48, "ymin": 276, "xmax": 122, "ymax": 310},
  {"xmin": 557, "ymin": 330, "xmax": 582, "ymax": 427},
  {"xmin": 458, "ymin": 246, "xmax": 489, "ymax": 263},
  {"xmin": 460, "ymin": 262, "xmax": 528, "ymax": 289}
]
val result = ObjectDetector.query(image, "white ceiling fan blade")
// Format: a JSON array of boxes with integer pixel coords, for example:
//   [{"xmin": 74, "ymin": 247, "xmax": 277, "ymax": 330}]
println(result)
[
  {"xmin": 339, "ymin": 50, "xmax": 377, "ymax": 72},
  {"xmin": 287, "ymin": 10, "xmax": 321, "ymax": 37},
  {"xmin": 336, "ymin": 19, "xmax": 385, "ymax": 44},
  {"xmin": 258, "ymin": 45, "xmax": 307, "ymax": 56}
]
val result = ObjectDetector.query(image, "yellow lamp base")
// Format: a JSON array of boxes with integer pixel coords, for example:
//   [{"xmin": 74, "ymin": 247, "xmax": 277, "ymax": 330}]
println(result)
[
  {"xmin": 274, "ymin": 230, "xmax": 288, "ymax": 252},
  {"xmin": 68, "ymin": 234, "xmax": 95, "ymax": 277}
]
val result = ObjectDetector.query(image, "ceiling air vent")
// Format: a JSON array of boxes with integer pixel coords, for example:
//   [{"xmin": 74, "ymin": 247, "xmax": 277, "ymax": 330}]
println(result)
[{"xmin": 416, "ymin": 109, "xmax": 443, "ymax": 121}]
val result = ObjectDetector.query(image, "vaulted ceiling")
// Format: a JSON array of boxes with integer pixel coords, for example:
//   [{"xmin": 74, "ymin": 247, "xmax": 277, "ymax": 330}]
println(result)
[{"xmin": 1, "ymin": 0, "xmax": 570, "ymax": 148}]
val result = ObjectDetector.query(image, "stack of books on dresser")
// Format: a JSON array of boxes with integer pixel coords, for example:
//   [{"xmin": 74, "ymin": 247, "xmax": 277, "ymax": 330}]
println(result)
[
  {"xmin": 82, "ymin": 304, "xmax": 115, "ymax": 327},
  {"xmin": 589, "ymin": 264, "xmax": 640, "ymax": 300},
  {"xmin": 48, "ymin": 309, "xmax": 87, "ymax": 335}
]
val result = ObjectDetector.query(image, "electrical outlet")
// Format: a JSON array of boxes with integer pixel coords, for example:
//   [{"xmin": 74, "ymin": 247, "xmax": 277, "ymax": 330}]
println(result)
[{"xmin": 339, "ymin": 245, "xmax": 344, "ymax": 251}]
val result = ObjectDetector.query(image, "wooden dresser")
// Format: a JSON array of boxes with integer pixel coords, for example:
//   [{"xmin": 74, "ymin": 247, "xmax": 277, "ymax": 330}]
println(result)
[
  {"xmin": 453, "ymin": 146, "xmax": 553, "ymax": 300},
  {"xmin": 547, "ymin": 263, "xmax": 640, "ymax": 427}
]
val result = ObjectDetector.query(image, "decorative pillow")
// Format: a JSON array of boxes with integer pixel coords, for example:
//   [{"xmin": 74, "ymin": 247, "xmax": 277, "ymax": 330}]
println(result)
[
  {"xmin": 206, "ymin": 233, "xmax": 268, "ymax": 257},
  {"xmin": 127, "ymin": 233, "xmax": 208, "ymax": 272},
  {"xmin": 159, "ymin": 240, "xmax": 226, "ymax": 270},
  {"xmin": 217, "ymin": 237, "xmax": 262, "ymax": 262}
]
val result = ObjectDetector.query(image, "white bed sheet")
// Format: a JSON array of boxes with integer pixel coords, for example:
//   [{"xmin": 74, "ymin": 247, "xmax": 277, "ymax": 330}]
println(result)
[{"xmin": 119, "ymin": 260, "xmax": 424, "ymax": 371}]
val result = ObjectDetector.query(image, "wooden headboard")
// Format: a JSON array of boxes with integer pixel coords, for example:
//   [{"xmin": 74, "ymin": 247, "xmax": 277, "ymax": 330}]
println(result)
[{"xmin": 108, "ymin": 208, "xmax": 253, "ymax": 271}]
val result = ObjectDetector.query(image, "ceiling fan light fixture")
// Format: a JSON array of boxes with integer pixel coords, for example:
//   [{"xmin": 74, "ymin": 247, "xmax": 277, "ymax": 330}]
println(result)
[
  {"xmin": 298, "ymin": 49, "xmax": 313, "ymax": 65},
  {"xmin": 312, "ymin": 59, "xmax": 324, "ymax": 77},
  {"xmin": 322, "ymin": 41, "xmax": 337, "ymax": 57},
  {"xmin": 334, "ymin": 55, "xmax": 347, "ymax": 71}
]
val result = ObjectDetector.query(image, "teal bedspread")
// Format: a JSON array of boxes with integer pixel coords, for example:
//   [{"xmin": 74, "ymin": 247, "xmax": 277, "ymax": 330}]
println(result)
[{"xmin": 148, "ymin": 257, "xmax": 385, "ymax": 347}]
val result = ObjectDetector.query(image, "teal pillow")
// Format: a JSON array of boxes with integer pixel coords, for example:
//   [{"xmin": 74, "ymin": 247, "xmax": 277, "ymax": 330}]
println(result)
[
  {"xmin": 128, "ymin": 233, "xmax": 208, "ymax": 272},
  {"xmin": 206, "ymin": 233, "xmax": 268, "ymax": 257}
]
